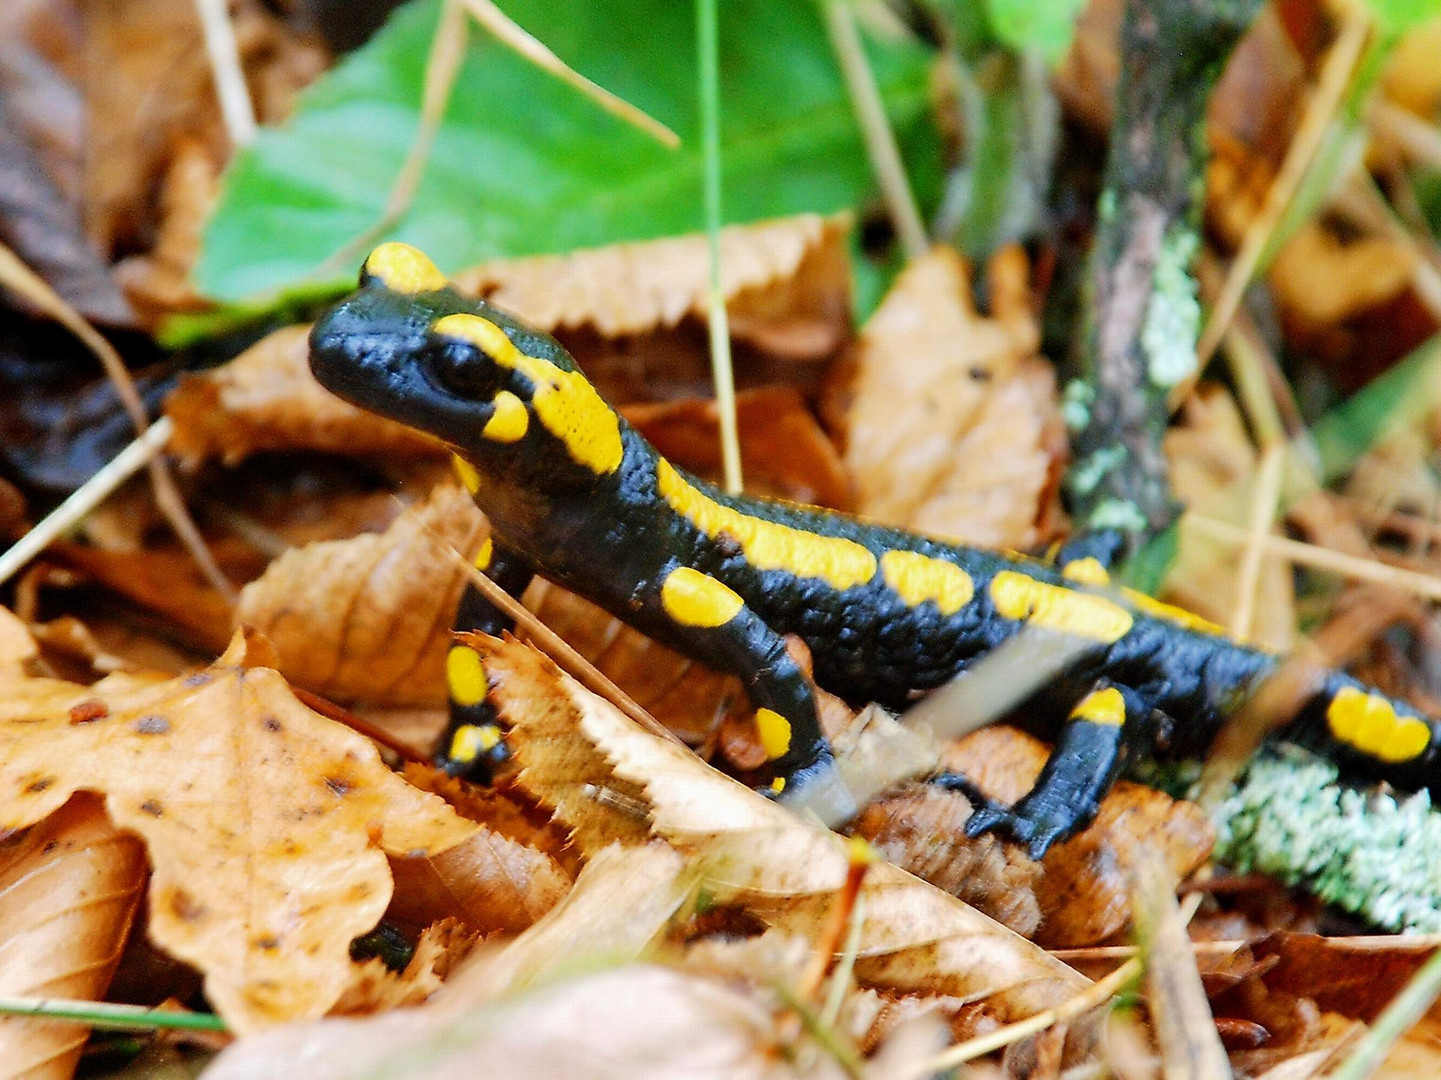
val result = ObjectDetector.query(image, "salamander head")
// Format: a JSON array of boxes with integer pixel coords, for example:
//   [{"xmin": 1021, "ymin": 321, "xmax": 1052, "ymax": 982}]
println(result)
[{"xmin": 309, "ymin": 243, "xmax": 622, "ymax": 476}]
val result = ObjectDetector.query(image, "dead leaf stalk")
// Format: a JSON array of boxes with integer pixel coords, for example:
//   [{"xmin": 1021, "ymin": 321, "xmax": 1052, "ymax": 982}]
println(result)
[{"xmin": 193, "ymin": 0, "xmax": 257, "ymax": 147}]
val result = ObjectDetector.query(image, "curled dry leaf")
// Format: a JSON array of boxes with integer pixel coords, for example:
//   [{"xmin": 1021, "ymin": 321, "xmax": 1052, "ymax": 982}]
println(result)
[
  {"xmin": 237, "ymin": 483, "xmax": 486, "ymax": 707},
  {"xmin": 831, "ymin": 246, "xmax": 1062, "ymax": 549},
  {"xmin": 0, "ymin": 628, "xmax": 476, "ymax": 1033},
  {"xmin": 481, "ymin": 635, "xmax": 1090, "ymax": 1024},
  {"xmin": 453, "ymin": 214, "xmax": 851, "ymax": 359},
  {"xmin": 165, "ymin": 324, "xmax": 442, "ymax": 468},
  {"xmin": 1269, "ymin": 224, "xmax": 1418, "ymax": 330},
  {"xmin": 0, "ymin": 794, "xmax": 146, "ymax": 1080},
  {"xmin": 943, "ymin": 727, "xmax": 1215, "ymax": 949}
]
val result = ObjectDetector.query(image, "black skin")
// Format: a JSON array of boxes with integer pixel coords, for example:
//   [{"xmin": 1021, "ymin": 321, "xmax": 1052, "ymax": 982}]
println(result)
[{"xmin": 310, "ymin": 271, "xmax": 1441, "ymax": 857}]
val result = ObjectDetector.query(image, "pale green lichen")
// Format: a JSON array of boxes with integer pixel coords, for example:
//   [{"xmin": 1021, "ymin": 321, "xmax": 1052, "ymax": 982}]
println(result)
[
  {"xmin": 1061, "ymin": 379, "xmax": 1095, "ymax": 433},
  {"xmin": 1069, "ymin": 446, "xmax": 1128, "ymax": 497},
  {"xmin": 1213, "ymin": 746, "xmax": 1441, "ymax": 933},
  {"xmin": 1141, "ymin": 227, "xmax": 1202, "ymax": 389},
  {"xmin": 1086, "ymin": 497, "xmax": 1149, "ymax": 534}
]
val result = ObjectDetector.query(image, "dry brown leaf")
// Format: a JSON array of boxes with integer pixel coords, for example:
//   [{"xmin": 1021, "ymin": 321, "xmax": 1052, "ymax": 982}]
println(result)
[
  {"xmin": 944, "ymin": 726, "xmax": 1215, "ymax": 949},
  {"xmin": 832, "ymin": 246, "xmax": 1061, "ymax": 549},
  {"xmin": 482, "ymin": 636, "xmax": 1090, "ymax": 1023},
  {"xmin": 453, "ymin": 214, "xmax": 851, "ymax": 359},
  {"xmin": 0, "ymin": 606, "xmax": 39, "ymax": 670},
  {"xmin": 0, "ymin": 628, "xmax": 476, "ymax": 1033},
  {"xmin": 1166, "ymin": 386, "xmax": 1295, "ymax": 651},
  {"xmin": 165, "ymin": 324, "xmax": 442, "ymax": 468},
  {"xmin": 332, "ymin": 919, "xmax": 477, "ymax": 1015},
  {"xmin": 237, "ymin": 483, "xmax": 485, "ymax": 707},
  {"xmin": 0, "ymin": 794, "xmax": 146, "ymax": 1080},
  {"xmin": 1270, "ymin": 223, "xmax": 1418, "ymax": 330},
  {"xmin": 626, "ymin": 387, "xmax": 853, "ymax": 508}
]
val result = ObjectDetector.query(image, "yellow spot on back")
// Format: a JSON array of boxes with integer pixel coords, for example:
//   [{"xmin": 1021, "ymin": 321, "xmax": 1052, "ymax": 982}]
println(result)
[
  {"xmin": 1070, "ymin": 687, "xmax": 1126, "ymax": 726},
  {"xmin": 1062, "ymin": 557, "xmax": 1110, "ymax": 586},
  {"xmin": 451, "ymin": 454, "xmax": 481, "ymax": 494},
  {"xmin": 448, "ymin": 723, "xmax": 500, "ymax": 764},
  {"xmin": 474, "ymin": 537, "xmax": 494, "ymax": 570},
  {"xmin": 482, "ymin": 390, "xmax": 529, "ymax": 442},
  {"xmin": 989, "ymin": 571, "xmax": 1133, "ymax": 642},
  {"xmin": 1326, "ymin": 686, "xmax": 1432, "ymax": 763},
  {"xmin": 655, "ymin": 460, "xmax": 877, "ymax": 590},
  {"xmin": 880, "ymin": 550, "xmax": 974, "ymax": 614},
  {"xmin": 365, "ymin": 242, "xmax": 448, "ymax": 293},
  {"xmin": 660, "ymin": 567, "xmax": 744, "ymax": 628},
  {"xmin": 755, "ymin": 708, "xmax": 792, "ymax": 759},
  {"xmin": 433, "ymin": 313, "xmax": 623, "ymax": 474},
  {"xmin": 445, "ymin": 645, "xmax": 487, "ymax": 708},
  {"xmin": 1120, "ymin": 588, "xmax": 1228, "ymax": 638}
]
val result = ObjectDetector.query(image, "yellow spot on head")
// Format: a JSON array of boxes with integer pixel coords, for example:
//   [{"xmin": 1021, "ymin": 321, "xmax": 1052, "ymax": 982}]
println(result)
[
  {"xmin": 1070, "ymin": 687, "xmax": 1126, "ymax": 726},
  {"xmin": 474, "ymin": 537, "xmax": 494, "ymax": 570},
  {"xmin": 655, "ymin": 460, "xmax": 877, "ymax": 591},
  {"xmin": 1120, "ymin": 588, "xmax": 1228, "ymax": 638},
  {"xmin": 755, "ymin": 708, "xmax": 793, "ymax": 760},
  {"xmin": 448, "ymin": 723, "xmax": 500, "ymax": 764},
  {"xmin": 364, "ymin": 242, "xmax": 448, "ymax": 293},
  {"xmin": 445, "ymin": 645, "xmax": 487, "ymax": 708},
  {"xmin": 1326, "ymin": 686, "xmax": 1432, "ymax": 763},
  {"xmin": 1062, "ymin": 557, "xmax": 1110, "ymax": 587},
  {"xmin": 989, "ymin": 571, "xmax": 1133, "ymax": 643},
  {"xmin": 660, "ymin": 567, "xmax": 744, "ymax": 628},
  {"xmin": 482, "ymin": 390, "xmax": 529, "ymax": 442},
  {"xmin": 451, "ymin": 454, "xmax": 481, "ymax": 494},
  {"xmin": 432, "ymin": 313, "xmax": 623, "ymax": 474},
  {"xmin": 881, "ymin": 550, "xmax": 974, "ymax": 614}
]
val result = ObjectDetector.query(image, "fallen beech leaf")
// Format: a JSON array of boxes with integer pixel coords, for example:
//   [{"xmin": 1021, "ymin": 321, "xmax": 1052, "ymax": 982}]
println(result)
[
  {"xmin": 626, "ymin": 388, "xmax": 853, "ymax": 508},
  {"xmin": 1249, "ymin": 933, "xmax": 1441, "ymax": 1023},
  {"xmin": 237, "ymin": 483, "xmax": 486, "ymax": 707},
  {"xmin": 165, "ymin": 325, "xmax": 442, "ymax": 468},
  {"xmin": 943, "ymin": 726, "xmax": 1215, "ymax": 949},
  {"xmin": 332, "ymin": 919, "xmax": 476, "ymax": 1015},
  {"xmin": 482, "ymin": 636, "xmax": 1090, "ymax": 1023},
  {"xmin": 453, "ymin": 214, "xmax": 851, "ymax": 359},
  {"xmin": 0, "ymin": 606, "xmax": 38, "ymax": 669},
  {"xmin": 0, "ymin": 794, "xmax": 146, "ymax": 1080},
  {"xmin": 0, "ymin": 629, "xmax": 476, "ymax": 1032},
  {"xmin": 1269, "ymin": 223, "xmax": 1418, "ymax": 330},
  {"xmin": 833, "ymin": 246, "xmax": 1061, "ymax": 548}
]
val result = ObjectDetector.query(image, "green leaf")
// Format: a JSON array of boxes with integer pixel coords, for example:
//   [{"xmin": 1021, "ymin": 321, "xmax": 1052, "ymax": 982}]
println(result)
[
  {"xmin": 194, "ymin": 0, "xmax": 940, "ymax": 304},
  {"xmin": 1363, "ymin": 0, "xmax": 1441, "ymax": 33},
  {"xmin": 983, "ymin": 0, "xmax": 1087, "ymax": 63}
]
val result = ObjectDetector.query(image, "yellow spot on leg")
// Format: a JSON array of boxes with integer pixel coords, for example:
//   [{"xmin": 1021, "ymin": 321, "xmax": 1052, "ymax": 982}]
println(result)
[
  {"xmin": 451, "ymin": 455, "xmax": 481, "ymax": 494},
  {"xmin": 755, "ymin": 708, "xmax": 792, "ymax": 760},
  {"xmin": 660, "ymin": 567, "xmax": 743, "ymax": 628},
  {"xmin": 449, "ymin": 723, "xmax": 501, "ymax": 764},
  {"xmin": 482, "ymin": 390, "xmax": 529, "ymax": 442},
  {"xmin": 880, "ymin": 550, "xmax": 974, "ymax": 614},
  {"xmin": 1070, "ymin": 687, "xmax": 1126, "ymax": 726},
  {"xmin": 989, "ymin": 571, "xmax": 1133, "ymax": 642},
  {"xmin": 433, "ymin": 314, "xmax": 623, "ymax": 474},
  {"xmin": 1326, "ymin": 687, "xmax": 1432, "ymax": 763},
  {"xmin": 770, "ymin": 777, "xmax": 787, "ymax": 794},
  {"xmin": 445, "ymin": 646, "xmax": 487, "ymax": 708},
  {"xmin": 655, "ymin": 459, "xmax": 877, "ymax": 591},
  {"xmin": 1062, "ymin": 557, "xmax": 1110, "ymax": 586},
  {"xmin": 364, "ymin": 242, "xmax": 448, "ymax": 293},
  {"xmin": 474, "ymin": 537, "xmax": 494, "ymax": 570}
]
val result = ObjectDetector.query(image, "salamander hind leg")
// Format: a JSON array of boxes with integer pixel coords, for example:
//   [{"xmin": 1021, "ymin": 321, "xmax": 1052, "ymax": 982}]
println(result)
[
  {"xmin": 947, "ymin": 681, "xmax": 1148, "ymax": 859},
  {"xmin": 438, "ymin": 538, "xmax": 534, "ymax": 782},
  {"xmin": 650, "ymin": 564, "xmax": 835, "ymax": 795}
]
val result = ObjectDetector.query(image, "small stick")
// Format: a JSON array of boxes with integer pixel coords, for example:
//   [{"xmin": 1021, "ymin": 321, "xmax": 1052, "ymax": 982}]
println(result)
[{"xmin": 192, "ymin": 0, "xmax": 256, "ymax": 147}]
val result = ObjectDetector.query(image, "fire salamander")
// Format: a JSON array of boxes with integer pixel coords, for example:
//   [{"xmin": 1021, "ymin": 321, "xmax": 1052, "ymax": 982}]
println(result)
[{"xmin": 309, "ymin": 242, "xmax": 1441, "ymax": 857}]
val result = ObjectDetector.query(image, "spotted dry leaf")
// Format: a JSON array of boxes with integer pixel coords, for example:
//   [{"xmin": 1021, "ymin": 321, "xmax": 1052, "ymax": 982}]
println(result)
[
  {"xmin": 452, "ymin": 214, "xmax": 851, "ymax": 359},
  {"xmin": 0, "ymin": 628, "xmax": 475, "ymax": 1033},
  {"xmin": 481, "ymin": 636, "xmax": 1090, "ymax": 1024},
  {"xmin": 165, "ymin": 324, "xmax": 442, "ymax": 468},
  {"xmin": 237, "ymin": 483, "xmax": 486, "ymax": 707},
  {"xmin": 0, "ymin": 794, "xmax": 146, "ymax": 1080},
  {"xmin": 832, "ymin": 245, "xmax": 1062, "ymax": 549}
]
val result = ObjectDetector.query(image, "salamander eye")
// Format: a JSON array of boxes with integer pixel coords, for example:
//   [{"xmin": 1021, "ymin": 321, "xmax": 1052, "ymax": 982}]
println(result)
[{"xmin": 426, "ymin": 338, "xmax": 502, "ymax": 400}]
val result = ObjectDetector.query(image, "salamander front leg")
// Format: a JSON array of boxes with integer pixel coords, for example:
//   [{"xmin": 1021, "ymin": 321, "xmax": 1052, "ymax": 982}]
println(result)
[
  {"xmin": 650, "ymin": 565, "xmax": 833, "ymax": 794},
  {"xmin": 438, "ymin": 537, "xmax": 534, "ymax": 782},
  {"xmin": 944, "ymin": 681, "xmax": 1146, "ymax": 858}
]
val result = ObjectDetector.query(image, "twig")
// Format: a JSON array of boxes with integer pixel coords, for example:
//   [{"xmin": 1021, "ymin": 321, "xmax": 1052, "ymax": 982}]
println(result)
[
  {"xmin": 1051, "ymin": 932, "xmax": 1441, "ymax": 963},
  {"xmin": 0, "ymin": 419, "xmax": 173, "ymax": 589},
  {"xmin": 0, "ymin": 243, "xmax": 234, "ymax": 600},
  {"xmin": 696, "ymin": 0, "xmax": 743, "ymax": 495},
  {"xmin": 820, "ymin": 0, "xmax": 927, "ymax": 259},
  {"xmin": 192, "ymin": 0, "xmax": 257, "ymax": 147},
  {"xmin": 0, "ymin": 995, "xmax": 226, "ymax": 1033}
]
